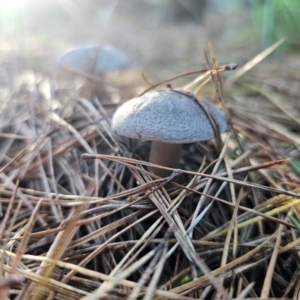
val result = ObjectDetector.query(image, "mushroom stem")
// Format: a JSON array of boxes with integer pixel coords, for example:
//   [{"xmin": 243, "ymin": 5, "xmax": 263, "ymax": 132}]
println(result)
[{"xmin": 149, "ymin": 141, "xmax": 182, "ymax": 178}]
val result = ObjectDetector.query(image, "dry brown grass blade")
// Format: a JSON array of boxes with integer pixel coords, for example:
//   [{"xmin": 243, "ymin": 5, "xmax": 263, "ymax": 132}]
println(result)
[
  {"xmin": 49, "ymin": 112, "xmax": 125, "ymax": 189},
  {"xmin": 81, "ymin": 248, "xmax": 158, "ymax": 299},
  {"xmin": 70, "ymin": 210, "xmax": 144, "ymax": 248},
  {"xmin": 0, "ymin": 181, "xmax": 18, "ymax": 242},
  {"xmin": 221, "ymin": 177, "xmax": 246, "ymax": 267},
  {"xmin": 202, "ymin": 48, "xmax": 257, "ymax": 261},
  {"xmin": 221, "ymin": 40, "xmax": 289, "ymax": 248},
  {"xmin": 235, "ymin": 282, "xmax": 255, "ymax": 300},
  {"xmin": 58, "ymin": 209, "xmax": 158, "ymax": 290},
  {"xmin": 126, "ymin": 166, "xmax": 224, "ymax": 295},
  {"xmin": 128, "ymin": 173, "xmax": 205, "ymax": 288},
  {"xmin": 202, "ymin": 199, "xmax": 299, "ymax": 240},
  {"xmin": 24, "ymin": 126, "xmax": 96, "ymax": 171},
  {"xmin": 251, "ymin": 84, "xmax": 300, "ymax": 128},
  {"xmin": 127, "ymin": 242, "xmax": 163, "ymax": 300},
  {"xmin": 6, "ymin": 185, "xmax": 294, "ymax": 245},
  {"xmin": 143, "ymin": 234, "xmax": 170, "ymax": 300},
  {"xmin": 249, "ymin": 158, "xmax": 282, "ymax": 189},
  {"xmin": 188, "ymin": 135, "xmax": 229, "ymax": 279},
  {"xmin": 0, "ymin": 181, "xmax": 24, "ymax": 299},
  {"xmin": 82, "ymin": 153, "xmax": 298, "ymax": 197},
  {"xmin": 237, "ymin": 99, "xmax": 300, "ymax": 144},
  {"xmin": 81, "ymin": 155, "xmax": 297, "ymax": 236},
  {"xmin": 279, "ymin": 234, "xmax": 300, "ymax": 254},
  {"xmin": 2, "ymin": 250, "xmax": 199, "ymax": 300},
  {"xmin": 148, "ymin": 189, "xmax": 221, "ymax": 290},
  {"xmin": 159, "ymin": 233, "xmax": 275, "ymax": 298},
  {"xmin": 4, "ymin": 263, "xmax": 90, "ymax": 298},
  {"xmin": 260, "ymin": 224, "xmax": 284, "ymax": 298},
  {"xmin": 19, "ymin": 183, "xmax": 94, "ymax": 300},
  {"xmin": 139, "ymin": 64, "xmax": 236, "ymax": 96},
  {"xmin": 149, "ymin": 194, "xmax": 195, "ymax": 272},
  {"xmin": 8, "ymin": 159, "xmax": 282, "ymax": 207},
  {"xmin": 0, "ymin": 175, "xmax": 47, "ymax": 227},
  {"xmin": 0, "ymin": 152, "xmax": 286, "ymax": 208},
  {"xmin": 107, "ymin": 172, "xmax": 198, "ymax": 283},
  {"xmin": 201, "ymin": 187, "xmax": 300, "ymax": 241},
  {"xmin": 226, "ymin": 38, "xmax": 286, "ymax": 87},
  {"xmin": 1, "ymin": 32, "xmax": 299, "ymax": 299},
  {"xmin": 205, "ymin": 43, "xmax": 224, "ymax": 102},
  {"xmin": 0, "ymin": 140, "xmax": 34, "ymax": 175},
  {"xmin": 10, "ymin": 199, "xmax": 43, "ymax": 274},
  {"xmin": 106, "ymin": 215, "xmax": 163, "ymax": 275}
]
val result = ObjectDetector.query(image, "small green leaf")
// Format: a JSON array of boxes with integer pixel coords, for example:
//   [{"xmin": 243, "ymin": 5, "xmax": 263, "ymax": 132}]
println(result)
[
  {"xmin": 289, "ymin": 159, "xmax": 300, "ymax": 177},
  {"xmin": 289, "ymin": 215, "xmax": 300, "ymax": 232}
]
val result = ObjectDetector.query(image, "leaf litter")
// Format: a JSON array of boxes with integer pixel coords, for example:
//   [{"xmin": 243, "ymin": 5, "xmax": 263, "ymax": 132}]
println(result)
[{"xmin": 0, "ymin": 40, "xmax": 300, "ymax": 299}]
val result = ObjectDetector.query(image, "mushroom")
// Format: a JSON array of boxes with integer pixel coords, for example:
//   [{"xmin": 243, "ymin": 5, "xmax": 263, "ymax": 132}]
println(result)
[
  {"xmin": 58, "ymin": 45, "xmax": 131, "ymax": 74},
  {"xmin": 112, "ymin": 89, "xmax": 228, "ymax": 178},
  {"xmin": 57, "ymin": 45, "xmax": 131, "ymax": 102}
]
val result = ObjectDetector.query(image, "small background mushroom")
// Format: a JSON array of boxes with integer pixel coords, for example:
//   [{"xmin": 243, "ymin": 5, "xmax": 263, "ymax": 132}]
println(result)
[{"xmin": 57, "ymin": 45, "xmax": 131, "ymax": 103}]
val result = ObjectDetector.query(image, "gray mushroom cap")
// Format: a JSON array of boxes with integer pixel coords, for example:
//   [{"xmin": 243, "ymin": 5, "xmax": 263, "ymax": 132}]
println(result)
[
  {"xmin": 58, "ymin": 45, "xmax": 131, "ymax": 73},
  {"xmin": 112, "ymin": 90, "xmax": 228, "ymax": 144}
]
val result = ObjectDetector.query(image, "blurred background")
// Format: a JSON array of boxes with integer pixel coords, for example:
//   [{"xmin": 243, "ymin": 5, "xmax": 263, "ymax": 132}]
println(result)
[{"xmin": 0, "ymin": 0, "xmax": 299, "ymax": 78}]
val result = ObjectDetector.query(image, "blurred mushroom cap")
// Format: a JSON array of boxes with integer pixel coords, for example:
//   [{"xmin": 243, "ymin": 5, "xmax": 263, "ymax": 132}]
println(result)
[
  {"xmin": 112, "ymin": 90, "xmax": 228, "ymax": 144},
  {"xmin": 58, "ymin": 45, "xmax": 131, "ymax": 73}
]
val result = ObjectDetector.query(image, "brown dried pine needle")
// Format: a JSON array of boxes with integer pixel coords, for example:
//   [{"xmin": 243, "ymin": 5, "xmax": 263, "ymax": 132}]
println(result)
[{"xmin": 0, "ymin": 42, "xmax": 300, "ymax": 299}]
